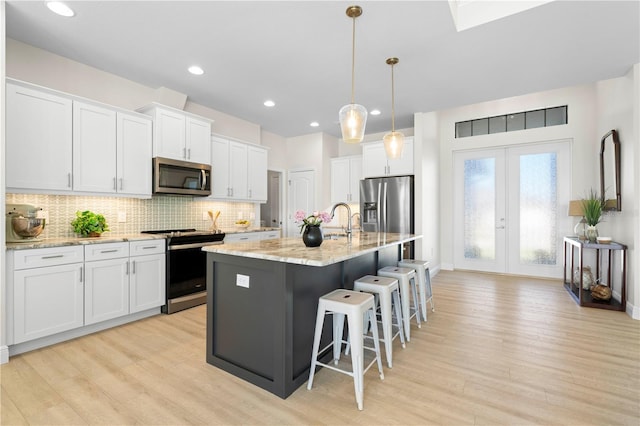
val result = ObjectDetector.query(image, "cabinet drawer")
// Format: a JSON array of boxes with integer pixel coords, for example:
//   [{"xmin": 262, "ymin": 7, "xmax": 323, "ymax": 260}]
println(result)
[
  {"xmin": 261, "ymin": 232, "xmax": 281, "ymax": 240},
  {"xmin": 130, "ymin": 239, "xmax": 166, "ymax": 256},
  {"xmin": 225, "ymin": 233, "xmax": 259, "ymax": 242},
  {"xmin": 13, "ymin": 246, "xmax": 84, "ymax": 270},
  {"xmin": 84, "ymin": 242, "xmax": 129, "ymax": 261}
]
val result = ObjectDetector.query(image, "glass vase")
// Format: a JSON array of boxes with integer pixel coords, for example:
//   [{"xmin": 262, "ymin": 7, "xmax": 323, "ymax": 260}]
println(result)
[{"xmin": 586, "ymin": 225, "xmax": 598, "ymax": 243}]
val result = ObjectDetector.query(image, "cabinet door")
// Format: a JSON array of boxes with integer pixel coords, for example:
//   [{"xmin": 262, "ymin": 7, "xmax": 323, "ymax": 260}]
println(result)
[
  {"xmin": 84, "ymin": 258, "xmax": 130, "ymax": 325},
  {"xmin": 229, "ymin": 141, "xmax": 248, "ymax": 199},
  {"xmin": 154, "ymin": 107, "xmax": 186, "ymax": 160},
  {"xmin": 362, "ymin": 143, "xmax": 389, "ymax": 178},
  {"xmin": 331, "ymin": 158, "xmax": 351, "ymax": 203},
  {"xmin": 13, "ymin": 263, "xmax": 84, "ymax": 344},
  {"xmin": 349, "ymin": 157, "xmax": 363, "ymax": 203},
  {"xmin": 387, "ymin": 138, "xmax": 414, "ymax": 176},
  {"xmin": 73, "ymin": 101, "xmax": 117, "ymax": 193},
  {"xmin": 247, "ymin": 146, "xmax": 268, "ymax": 202},
  {"xmin": 6, "ymin": 83, "xmax": 73, "ymax": 191},
  {"xmin": 117, "ymin": 112, "xmax": 152, "ymax": 196},
  {"xmin": 211, "ymin": 136, "xmax": 231, "ymax": 198},
  {"xmin": 185, "ymin": 117, "xmax": 211, "ymax": 164},
  {"xmin": 130, "ymin": 254, "xmax": 166, "ymax": 313}
]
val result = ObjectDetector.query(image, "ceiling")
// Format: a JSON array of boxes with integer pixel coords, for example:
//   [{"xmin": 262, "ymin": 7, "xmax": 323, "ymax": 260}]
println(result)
[{"xmin": 5, "ymin": 1, "xmax": 639, "ymax": 139}]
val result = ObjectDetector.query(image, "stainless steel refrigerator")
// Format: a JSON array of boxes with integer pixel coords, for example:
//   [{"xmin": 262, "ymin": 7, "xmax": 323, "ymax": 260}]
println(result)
[{"xmin": 360, "ymin": 175, "xmax": 414, "ymax": 258}]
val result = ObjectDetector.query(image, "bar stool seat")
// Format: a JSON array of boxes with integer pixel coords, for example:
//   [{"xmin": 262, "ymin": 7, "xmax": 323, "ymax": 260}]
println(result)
[
  {"xmin": 307, "ymin": 289, "xmax": 384, "ymax": 411},
  {"xmin": 398, "ymin": 259, "xmax": 435, "ymax": 322},
  {"xmin": 352, "ymin": 275, "xmax": 405, "ymax": 368},
  {"xmin": 377, "ymin": 266, "xmax": 421, "ymax": 341}
]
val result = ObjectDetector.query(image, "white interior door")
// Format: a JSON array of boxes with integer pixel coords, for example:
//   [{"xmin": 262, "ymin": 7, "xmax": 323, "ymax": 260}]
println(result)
[
  {"xmin": 287, "ymin": 169, "xmax": 315, "ymax": 237},
  {"xmin": 454, "ymin": 141, "xmax": 571, "ymax": 278}
]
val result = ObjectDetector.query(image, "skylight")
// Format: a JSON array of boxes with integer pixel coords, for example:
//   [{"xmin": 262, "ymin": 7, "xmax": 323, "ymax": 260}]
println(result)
[{"xmin": 448, "ymin": 0, "xmax": 554, "ymax": 32}]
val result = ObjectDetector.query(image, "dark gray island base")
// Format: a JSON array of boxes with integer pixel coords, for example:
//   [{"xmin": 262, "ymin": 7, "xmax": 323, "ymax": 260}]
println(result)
[{"xmin": 204, "ymin": 233, "xmax": 419, "ymax": 398}]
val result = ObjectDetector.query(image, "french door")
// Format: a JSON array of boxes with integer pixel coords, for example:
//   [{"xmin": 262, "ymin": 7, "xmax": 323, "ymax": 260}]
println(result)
[{"xmin": 453, "ymin": 141, "xmax": 571, "ymax": 278}]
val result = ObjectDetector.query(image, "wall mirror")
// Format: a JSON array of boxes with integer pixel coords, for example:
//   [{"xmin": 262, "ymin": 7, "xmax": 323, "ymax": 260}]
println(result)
[{"xmin": 600, "ymin": 129, "xmax": 621, "ymax": 211}]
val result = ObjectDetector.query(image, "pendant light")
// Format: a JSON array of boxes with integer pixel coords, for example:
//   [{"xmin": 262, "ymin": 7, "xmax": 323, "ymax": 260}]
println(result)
[
  {"xmin": 383, "ymin": 57, "xmax": 404, "ymax": 159},
  {"xmin": 339, "ymin": 5, "xmax": 367, "ymax": 144}
]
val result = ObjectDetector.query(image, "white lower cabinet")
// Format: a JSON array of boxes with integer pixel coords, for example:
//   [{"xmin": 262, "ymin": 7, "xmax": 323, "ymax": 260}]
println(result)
[
  {"xmin": 129, "ymin": 250, "xmax": 166, "ymax": 313},
  {"xmin": 224, "ymin": 230, "xmax": 281, "ymax": 242},
  {"xmin": 11, "ymin": 246, "xmax": 84, "ymax": 345},
  {"xmin": 84, "ymin": 242, "xmax": 130, "ymax": 325},
  {"xmin": 13, "ymin": 262, "xmax": 84, "ymax": 344},
  {"xmin": 8, "ymin": 240, "xmax": 165, "ymax": 349}
]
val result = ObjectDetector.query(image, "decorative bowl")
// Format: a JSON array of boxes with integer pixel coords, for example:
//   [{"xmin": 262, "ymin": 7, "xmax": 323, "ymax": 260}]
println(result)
[
  {"xmin": 235, "ymin": 222, "xmax": 250, "ymax": 228},
  {"xmin": 596, "ymin": 237, "xmax": 612, "ymax": 244},
  {"xmin": 12, "ymin": 216, "xmax": 45, "ymax": 238}
]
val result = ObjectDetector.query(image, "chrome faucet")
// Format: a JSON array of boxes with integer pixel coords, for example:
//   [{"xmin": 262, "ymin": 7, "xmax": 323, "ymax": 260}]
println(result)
[{"xmin": 330, "ymin": 202, "xmax": 352, "ymax": 241}]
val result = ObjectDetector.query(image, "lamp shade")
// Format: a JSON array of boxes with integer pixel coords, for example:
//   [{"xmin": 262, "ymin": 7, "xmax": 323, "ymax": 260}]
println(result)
[
  {"xmin": 568, "ymin": 200, "xmax": 585, "ymax": 216},
  {"xmin": 383, "ymin": 131, "xmax": 405, "ymax": 159},
  {"xmin": 339, "ymin": 103, "xmax": 367, "ymax": 143}
]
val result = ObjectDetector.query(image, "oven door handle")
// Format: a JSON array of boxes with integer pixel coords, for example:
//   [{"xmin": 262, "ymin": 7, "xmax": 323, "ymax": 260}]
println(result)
[{"xmin": 169, "ymin": 242, "xmax": 223, "ymax": 250}]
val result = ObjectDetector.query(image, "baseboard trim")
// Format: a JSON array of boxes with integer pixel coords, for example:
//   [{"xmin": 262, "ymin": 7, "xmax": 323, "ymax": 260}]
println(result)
[
  {"xmin": 7, "ymin": 308, "xmax": 161, "ymax": 359},
  {"xmin": 0, "ymin": 345, "xmax": 9, "ymax": 364}
]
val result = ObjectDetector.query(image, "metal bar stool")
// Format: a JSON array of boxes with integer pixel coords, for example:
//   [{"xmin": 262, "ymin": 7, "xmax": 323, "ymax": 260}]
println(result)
[
  {"xmin": 307, "ymin": 289, "xmax": 384, "ymax": 411},
  {"xmin": 349, "ymin": 275, "xmax": 406, "ymax": 368},
  {"xmin": 398, "ymin": 259, "xmax": 435, "ymax": 322},
  {"xmin": 377, "ymin": 266, "xmax": 420, "ymax": 341}
]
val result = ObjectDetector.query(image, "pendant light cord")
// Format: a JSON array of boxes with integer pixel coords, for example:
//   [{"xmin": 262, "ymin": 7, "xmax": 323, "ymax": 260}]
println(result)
[
  {"xmin": 350, "ymin": 15, "xmax": 356, "ymax": 104},
  {"xmin": 391, "ymin": 63, "xmax": 395, "ymax": 132}
]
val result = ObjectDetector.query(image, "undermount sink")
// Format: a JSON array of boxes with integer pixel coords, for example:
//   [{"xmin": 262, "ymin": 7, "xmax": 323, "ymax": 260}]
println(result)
[{"xmin": 324, "ymin": 233, "xmax": 348, "ymax": 240}]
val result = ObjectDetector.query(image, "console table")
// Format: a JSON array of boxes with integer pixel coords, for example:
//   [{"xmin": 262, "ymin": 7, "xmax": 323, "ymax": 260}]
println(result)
[{"xmin": 563, "ymin": 236, "xmax": 627, "ymax": 311}]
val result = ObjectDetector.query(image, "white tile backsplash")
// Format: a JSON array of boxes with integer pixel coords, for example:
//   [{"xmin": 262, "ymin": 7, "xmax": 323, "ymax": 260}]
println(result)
[{"xmin": 6, "ymin": 193, "xmax": 258, "ymax": 238}]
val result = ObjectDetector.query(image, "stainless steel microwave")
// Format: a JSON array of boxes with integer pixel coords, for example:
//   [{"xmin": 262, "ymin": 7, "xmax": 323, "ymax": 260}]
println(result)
[{"xmin": 153, "ymin": 157, "xmax": 211, "ymax": 196}]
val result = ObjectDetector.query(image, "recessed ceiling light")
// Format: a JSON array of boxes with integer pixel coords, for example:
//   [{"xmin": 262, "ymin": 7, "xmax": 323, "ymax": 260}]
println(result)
[
  {"xmin": 46, "ymin": 1, "xmax": 75, "ymax": 17},
  {"xmin": 263, "ymin": 100, "xmax": 275, "ymax": 107},
  {"xmin": 310, "ymin": 122, "xmax": 319, "ymax": 127},
  {"xmin": 370, "ymin": 109, "xmax": 381, "ymax": 116},
  {"xmin": 188, "ymin": 65, "xmax": 204, "ymax": 75}
]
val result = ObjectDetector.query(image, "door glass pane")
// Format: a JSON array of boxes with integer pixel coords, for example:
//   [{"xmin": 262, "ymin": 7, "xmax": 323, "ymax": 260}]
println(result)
[
  {"xmin": 519, "ymin": 153, "xmax": 557, "ymax": 265},
  {"xmin": 464, "ymin": 158, "xmax": 495, "ymax": 260}
]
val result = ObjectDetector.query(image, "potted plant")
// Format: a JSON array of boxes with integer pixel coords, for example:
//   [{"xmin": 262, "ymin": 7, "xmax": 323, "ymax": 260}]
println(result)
[
  {"xmin": 581, "ymin": 189, "xmax": 604, "ymax": 242},
  {"xmin": 71, "ymin": 210, "xmax": 109, "ymax": 237}
]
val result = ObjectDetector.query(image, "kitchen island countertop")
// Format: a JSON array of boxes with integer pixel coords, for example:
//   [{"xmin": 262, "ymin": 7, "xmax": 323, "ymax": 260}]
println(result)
[{"xmin": 203, "ymin": 232, "xmax": 420, "ymax": 267}]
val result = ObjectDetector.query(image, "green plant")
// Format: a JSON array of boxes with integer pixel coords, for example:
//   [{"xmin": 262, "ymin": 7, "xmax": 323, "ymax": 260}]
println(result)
[
  {"xmin": 581, "ymin": 189, "xmax": 604, "ymax": 226},
  {"xmin": 70, "ymin": 210, "xmax": 109, "ymax": 236}
]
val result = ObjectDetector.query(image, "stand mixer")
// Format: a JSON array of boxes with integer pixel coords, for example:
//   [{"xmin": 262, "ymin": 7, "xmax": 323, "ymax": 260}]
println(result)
[{"xmin": 6, "ymin": 203, "xmax": 46, "ymax": 242}]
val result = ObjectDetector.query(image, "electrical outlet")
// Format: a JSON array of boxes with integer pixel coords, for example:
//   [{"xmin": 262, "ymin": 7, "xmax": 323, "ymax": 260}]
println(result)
[{"xmin": 117, "ymin": 211, "xmax": 127, "ymax": 223}]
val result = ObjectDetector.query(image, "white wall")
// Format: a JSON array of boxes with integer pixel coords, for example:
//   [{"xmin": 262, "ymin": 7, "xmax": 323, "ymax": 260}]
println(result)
[
  {"xmin": 6, "ymin": 39, "xmax": 262, "ymax": 144},
  {"xmin": 1, "ymin": 1, "xmax": 8, "ymax": 363}
]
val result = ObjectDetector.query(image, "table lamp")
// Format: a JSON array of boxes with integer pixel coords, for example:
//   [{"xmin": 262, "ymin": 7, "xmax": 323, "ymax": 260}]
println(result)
[{"xmin": 568, "ymin": 200, "xmax": 587, "ymax": 240}]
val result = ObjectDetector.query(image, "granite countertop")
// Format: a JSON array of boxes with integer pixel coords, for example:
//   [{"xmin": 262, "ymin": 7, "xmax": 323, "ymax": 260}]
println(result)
[
  {"xmin": 5, "ymin": 233, "xmax": 166, "ymax": 250},
  {"xmin": 221, "ymin": 227, "xmax": 281, "ymax": 234},
  {"xmin": 203, "ymin": 232, "xmax": 421, "ymax": 267}
]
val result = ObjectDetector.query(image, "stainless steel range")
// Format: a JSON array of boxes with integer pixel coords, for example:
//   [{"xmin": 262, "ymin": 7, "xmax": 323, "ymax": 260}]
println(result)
[{"xmin": 142, "ymin": 229, "xmax": 225, "ymax": 314}]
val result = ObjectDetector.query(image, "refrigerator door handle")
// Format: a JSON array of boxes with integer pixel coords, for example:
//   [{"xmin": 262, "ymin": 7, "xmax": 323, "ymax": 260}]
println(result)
[
  {"xmin": 382, "ymin": 182, "xmax": 388, "ymax": 233},
  {"xmin": 376, "ymin": 182, "xmax": 382, "ymax": 232}
]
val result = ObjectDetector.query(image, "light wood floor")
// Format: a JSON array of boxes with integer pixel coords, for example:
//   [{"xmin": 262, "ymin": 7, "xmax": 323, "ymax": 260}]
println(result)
[{"xmin": 2, "ymin": 270, "xmax": 639, "ymax": 425}]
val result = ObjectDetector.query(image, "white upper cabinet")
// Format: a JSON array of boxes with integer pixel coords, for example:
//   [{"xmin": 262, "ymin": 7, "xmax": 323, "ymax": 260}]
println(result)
[
  {"xmin": 362, "ymin": 137, "xmax": 414, "ymax": 178},
  {"xmin": 138, "ymin": 104, "xmax": 212, "ymax": 164},
  {"xmin": 73, "ymin": 101, "xmax": 118, "ymax": 193},
  {"xmin": 247, "ymin": 145, "xmax": 268, "ymax": 202},
  {"xmin": 6, "ymin": 82, "xmax": 73, "ymax": 192},
  {"xmin": 117, "ymin": 112, "xmax": 153, "ymax": 197},
  {"xmin": 211, "ymin": 136, "xmax": 268, "ymax": 202},
  {"xmin": 6, "ymin": 80, "xmax": 152, "ymax": 198},
  {"xmin": 331, "ymin": 156, "xmax": 362, "ymax": 203}
]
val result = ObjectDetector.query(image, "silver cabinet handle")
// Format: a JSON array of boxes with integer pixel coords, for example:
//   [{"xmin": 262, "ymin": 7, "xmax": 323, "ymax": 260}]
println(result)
[
  {"xmin": 187, "ymin": 148, "xmax": 191, "ymax": 159},
  {"xmin": 248, "ymin": 189, "xmax": 252, "ymax": 198},
  {"xmin": 113, "ymin": 177, "xmax": 117, "ymax": 190},
  {"xmin": 141, "ymin": 246, "xmax": 156, "ymax": 250},
  {"xmin": 68, "ymin": 173, "xmax": 72, "ymax": 188},
  {"xmin": 132, "ymin": 260, "xmax": 136, "ymax": 274},
  {"xmin": 80, "ymin": 266, "xmax": 83, "ymax": 283},
  {"xmin": 100, "ymin": 249, "xmax": 118, "ymax": 254},
  {"xmin": 126, "ymin": 261, "xmax": 130, "ymax": 275},
  {"xmin": 42, "ymin": 254, "xmax": 64, "ymax": 260},
  {"xmin": 182, "ymin": 147, "xmax": 186, "ymax": 159}
]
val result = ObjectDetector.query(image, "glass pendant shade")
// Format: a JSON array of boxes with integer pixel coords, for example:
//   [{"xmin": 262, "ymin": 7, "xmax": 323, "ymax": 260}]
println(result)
[
  {"xmin": 383, "ymin": 131, "xmax": 405, "ymax": 159},
  {"xmin": 339, "ymin": 103, "xmax": 368, "ymax": 143}
]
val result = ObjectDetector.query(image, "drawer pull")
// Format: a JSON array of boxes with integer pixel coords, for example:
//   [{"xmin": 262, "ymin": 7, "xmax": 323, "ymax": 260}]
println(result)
[
  {"xmin": 100, "ymin": 249, "xmax": 119, "ymax": 254},
  {"xmin": 141, "ymin": 246, "xmax": 157, "ymax": 250},
  {"xmin": 41, "ymin": 255, "xmax": 64, "ymax": 259}
]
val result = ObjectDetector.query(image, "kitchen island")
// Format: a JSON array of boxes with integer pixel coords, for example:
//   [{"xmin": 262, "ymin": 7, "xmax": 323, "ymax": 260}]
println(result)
[{"xmin": 203, "ymin": 232, "xmax": 420, "ymax": 398}]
